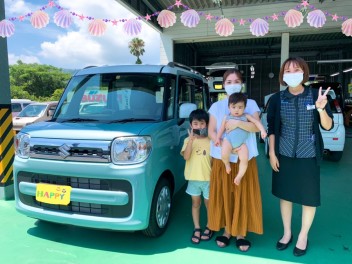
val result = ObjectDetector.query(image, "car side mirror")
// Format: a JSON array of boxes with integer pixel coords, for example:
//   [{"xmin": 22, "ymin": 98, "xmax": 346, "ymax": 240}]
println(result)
[{"xmin": 179, "ymin": 103, "xmax": 197, "ymax": 118}]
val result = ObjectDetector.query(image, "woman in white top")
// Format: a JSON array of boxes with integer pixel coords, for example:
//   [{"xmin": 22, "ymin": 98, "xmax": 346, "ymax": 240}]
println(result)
[{"xmin": 207, "ymin": 69, "xmax": 263, "ymax": 252}]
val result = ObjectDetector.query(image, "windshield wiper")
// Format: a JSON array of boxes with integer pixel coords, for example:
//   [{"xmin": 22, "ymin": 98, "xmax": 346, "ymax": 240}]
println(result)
[
  {"xmin": 108, "ymin": 118, "xmax": 156, "ymax": 123},
  {"xmin": 60, "ymin": 118, "xmax": 99, "ymax": 123}
]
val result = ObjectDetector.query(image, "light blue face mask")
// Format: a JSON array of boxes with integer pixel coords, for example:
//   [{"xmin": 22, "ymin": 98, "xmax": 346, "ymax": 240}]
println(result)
[
  {"xmin": 283, "ymin": 72, "xmax": 303, "ymax": 88},
  {"xmin": 224, "ymin": 84, "xmax": 242, "ymax": 95}
]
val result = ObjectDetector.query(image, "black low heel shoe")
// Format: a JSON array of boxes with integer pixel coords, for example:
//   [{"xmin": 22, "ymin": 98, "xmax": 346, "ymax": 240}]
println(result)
[
  {"xmin": 276, "ymin": 235, "xmax": 293, "ymax": 251},
  {"xmin": 293, "ymin": 240, "xmax": 308, "ymax": 257}
]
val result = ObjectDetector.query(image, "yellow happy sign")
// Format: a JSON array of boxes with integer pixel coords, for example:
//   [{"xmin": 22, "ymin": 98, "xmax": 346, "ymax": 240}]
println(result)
[{"xmin": 36, "ymin": 183, "xmax": 72, "ymax": 205}]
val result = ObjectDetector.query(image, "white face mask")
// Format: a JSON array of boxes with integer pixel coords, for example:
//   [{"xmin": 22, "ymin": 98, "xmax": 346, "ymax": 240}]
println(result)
[
  {"xmin": 224, "ymin": 83, "xmax": 242, "ymax": 96},
  {"xmin": 283, "ymin": 72, "xmax": 303, "ymax": 88}
]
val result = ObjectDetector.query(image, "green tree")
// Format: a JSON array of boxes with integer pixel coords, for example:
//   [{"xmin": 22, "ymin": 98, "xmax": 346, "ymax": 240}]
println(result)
[
  {"xmin": 50, "ymin": 88, "xmax": 65, "ymax": 101},
  {"xmin": 9, "ymin": 61, "xmax": 71, "ymax": 100},
  {"xmin": 128, "ymin": 38, "xmax": 145, "ymax": 64}
]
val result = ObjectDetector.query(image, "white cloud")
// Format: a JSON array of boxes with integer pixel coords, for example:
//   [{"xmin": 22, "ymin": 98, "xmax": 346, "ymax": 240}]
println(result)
[
  {"xmin": 4, "ymin": 0, "xmax": 33, "ymax": 15},
  {"xmin": 6, "ymin": 0, "xmax": 161, "ymax": 69},
  {"xmin": 8, "ymin": 53, "xmax": 40, "ymax": 65}
]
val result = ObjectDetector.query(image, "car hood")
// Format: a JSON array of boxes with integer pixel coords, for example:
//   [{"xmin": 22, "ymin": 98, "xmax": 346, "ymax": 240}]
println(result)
[
  {"xmin": 19, "ymin": 121, "xmax": 157, "ymax": 140},
  {"xmin": 13, "ymin": 116, "xmax": 40, "ymax": 125}
]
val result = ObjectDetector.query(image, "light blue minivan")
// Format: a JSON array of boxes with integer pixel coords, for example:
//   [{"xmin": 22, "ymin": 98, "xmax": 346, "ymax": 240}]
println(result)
[{"xmin": 14, "ymin": 63, "xmax": 209, "ymax": 237}]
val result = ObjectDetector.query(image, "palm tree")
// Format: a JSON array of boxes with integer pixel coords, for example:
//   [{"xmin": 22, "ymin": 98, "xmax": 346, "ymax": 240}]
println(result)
[{"xmin": 128, "ymin": 38, "xmax": 145, "ymax": 64}]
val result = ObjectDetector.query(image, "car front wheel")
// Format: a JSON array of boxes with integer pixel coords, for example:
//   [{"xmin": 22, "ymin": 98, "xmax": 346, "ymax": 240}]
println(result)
[{"xmin": 142, "ymin": 178, "xmax": 172, "ymax": 237}]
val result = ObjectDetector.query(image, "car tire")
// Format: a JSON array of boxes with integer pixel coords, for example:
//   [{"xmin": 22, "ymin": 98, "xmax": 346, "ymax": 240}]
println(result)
[
  {"xmin": 142, "ymin": 178, "xmax": 172, "ymax": 237},
  {"xmin": 328, "ymin": 151, "xmax": 343, "ymax": 162}
]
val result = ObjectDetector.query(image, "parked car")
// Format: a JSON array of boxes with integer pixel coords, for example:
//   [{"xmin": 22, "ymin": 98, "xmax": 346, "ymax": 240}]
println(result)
[
  {"xmin": 12, "ymin": 101, "xmax": 58, "ymax": 132},
  {"xmin": 11, "ymin": 99, "xmax": 33, "ymax": 117},
  {"xmin": 13, "ymin": 62, "xmax": 210, "ymax": 237},
  {"xmin": 259, "ymin": 88, "xmax": 345, "ymax": 161}
]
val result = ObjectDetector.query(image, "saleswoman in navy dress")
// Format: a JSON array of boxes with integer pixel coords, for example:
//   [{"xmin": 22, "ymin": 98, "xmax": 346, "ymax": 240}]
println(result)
[{"xmin": 267, "ymin": 57, "xmax": 333, "ymax": 257}]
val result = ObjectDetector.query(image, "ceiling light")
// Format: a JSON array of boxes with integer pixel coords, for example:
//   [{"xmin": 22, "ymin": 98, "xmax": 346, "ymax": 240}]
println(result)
[
  {"xmin": 317, "ymin": 59, "xmax": 352, "ymax": 64},
  {"xmin": 330, "ymin": 72, "xmax": 340, "ymax": 77},
  {"xmin": 343, "ymin": 67, "xmax": 352, "ymax": 73}
]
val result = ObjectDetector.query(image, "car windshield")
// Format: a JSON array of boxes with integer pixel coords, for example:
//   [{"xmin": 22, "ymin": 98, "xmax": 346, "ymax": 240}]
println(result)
[
  {"xmin": 18, "ymin": 105, "xmax": 47, "ymax": 117},
  {"xmin": 53, "ymin": 73, "xmax": 165, "ymax": 123}
]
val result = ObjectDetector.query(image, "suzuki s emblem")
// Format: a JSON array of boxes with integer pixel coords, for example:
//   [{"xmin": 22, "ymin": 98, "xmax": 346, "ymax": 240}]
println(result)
[{"xmin": 58, "ymin": 144, "xmax": 71, "ymax": 159}]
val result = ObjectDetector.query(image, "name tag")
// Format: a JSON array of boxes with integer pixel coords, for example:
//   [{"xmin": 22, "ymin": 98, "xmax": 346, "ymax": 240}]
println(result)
[{"xmin": 306, "ymin": 104, "xmax": 315, "ymax": 110}]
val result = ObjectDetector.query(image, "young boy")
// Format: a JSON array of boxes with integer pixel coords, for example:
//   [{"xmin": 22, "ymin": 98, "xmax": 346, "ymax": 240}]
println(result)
[
  {"xmin": 181, "ymin": 109, "xmax": 213, "ymax": 244},
  {"xmin": 215, "ymin": 92, "xmax": 267, "ymax": 184}
]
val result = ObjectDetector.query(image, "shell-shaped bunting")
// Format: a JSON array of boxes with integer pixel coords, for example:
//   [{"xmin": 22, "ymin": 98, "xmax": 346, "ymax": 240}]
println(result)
[
  {"xmin": 123, "ymin": 19, "xmax": 142, "ymax": 36},
  {"xmin": 307, "ymin": 9, "xmax": 326, "ymax": 28},
  {"xmin": 0, "ymin": 19, "xmax": 15, "ymax": 38},
  {"xmin": 88, "ymin": 19, "xmax": 107, "ymax": 36},
  {"xmin": 157, "ymin": 10, "xmax": 176, "ymax": 28},
  {"xmin": 215, "ymin": 18, "xmax": 234, "ymax": 37},
  {"xmin": 249, "ymin": 18, "xmax": 269, "ymax": 37},
  {"xmin": 180, "ymin": 9, "xmax": 200, "ymax": 28},
  {"xmin": 54, "ymin": 10, "xmax": 73, "ymax": 28},
  {"xmin": 342, "ymin": 18, "xmax": 352, "ymax": 37},
  {"xmin": 284, "ymin": 9, "xmax": 303, "ymax": 28},
  {"xmin": 30, "ymin": 10, "xmax": 50, "ymax": 29}
]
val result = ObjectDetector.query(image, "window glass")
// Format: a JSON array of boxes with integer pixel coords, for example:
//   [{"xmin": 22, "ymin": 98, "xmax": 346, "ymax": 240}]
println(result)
[
  {"xmin": 54, "ymin": 73, "xmax": 165, "ymax": 122},
  {"xmin": 194, "ymin": 78, "xmax": 204, "ymax": 109},
  {"xmin": 167, "ymin": 77, "xmax": 176, "ymax": 120},
  {"xmin": 178, "ymin": 76, "xmax": 193, "ymax": 105},
  {"xmin": 11, "ymin": 103, "xmax": 22, "ymax": 112}
]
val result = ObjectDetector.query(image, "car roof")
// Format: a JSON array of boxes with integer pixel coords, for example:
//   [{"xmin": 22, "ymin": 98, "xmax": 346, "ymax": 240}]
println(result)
[
  {"xmin": 11, "ymin": 99, "xmax": 32, "ymax": 103},
  {"xmin": 28, "ymin": 101, "xmax": 58, "ymax": 105},
  {"xmin": 73, "ymin": 64, "xmax": 205, "ymax": 81}
]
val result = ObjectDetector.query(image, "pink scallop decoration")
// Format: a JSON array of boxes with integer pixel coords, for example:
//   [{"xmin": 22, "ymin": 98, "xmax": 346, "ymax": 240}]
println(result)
[
  {"xmin": 30, "ymin": 10, "xmax": 50, "ymax": 29},
  {"xmin": 284, "ymin": 9, "xmax": 303, "ymax": 28},
  {"xmin": 54, "ymin": 10, "xmax": 73, "ymax": 28},
  {"xmin": 215, "ymin": 18, "xmax": 234, "ymax": 37},
  {"xmin": 123, "ymin": 19, "xmax": 142, "ymax": 36},
  {"xmin": 157, "ymin": 10, "xmax": 176, "ymax": 28},
  {"xmin": 180, "ymin": 9, "xmax": 200, "ymax": 28},
  {"xmin": 0, "ymin": 19, "xmax": 15, "ymax": 38},
  {"xmin": 88, "ymin": 19, "xmax": 107, "ymax": 36},
  {"xmin": 342, "ymin": 18, "xmax": 352, "ymax": 37},
  {"xmin": 307, "ymin": 9, "xmax": 326, "ymax": 28},
  {"xmin": 250, "ymin": 18, "xmax": 269, "ymax": 37}
]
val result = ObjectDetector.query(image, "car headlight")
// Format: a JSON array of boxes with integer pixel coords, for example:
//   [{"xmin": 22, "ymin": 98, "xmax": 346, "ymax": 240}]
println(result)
[
  {"xmin": 14, "ymin": 133, "xmax": 31, "ymax": 159},
  {"xmin": 111, "ymin": 136, "xmax": 151, "ymax": 165}
]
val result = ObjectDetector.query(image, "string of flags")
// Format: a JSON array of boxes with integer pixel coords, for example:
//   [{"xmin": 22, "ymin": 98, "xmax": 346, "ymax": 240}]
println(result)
[{"xmin": 0, "ymin": 0, "xmax": 351, "ymax": 38}]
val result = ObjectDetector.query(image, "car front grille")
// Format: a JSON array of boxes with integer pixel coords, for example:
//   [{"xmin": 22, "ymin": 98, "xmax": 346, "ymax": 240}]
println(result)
[{"xmin": 17, "ymin": 172, "xmax": 132, "ymax": 218}]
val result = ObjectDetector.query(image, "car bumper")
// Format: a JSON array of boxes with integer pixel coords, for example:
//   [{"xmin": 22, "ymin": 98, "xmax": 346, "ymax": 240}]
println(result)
[{"xmin": 14, "ymin": 158, "xmax": 151, "ymax": 231}]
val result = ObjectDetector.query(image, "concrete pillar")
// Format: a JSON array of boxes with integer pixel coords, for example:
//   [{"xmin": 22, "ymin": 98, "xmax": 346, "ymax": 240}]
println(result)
[
  {"xmin": 0, "ymin": 0, "xmax": 15, "ymax": 200},
  {"xmin": 160, "ymin": 34, "xmax": 173, "ymax": 64},
  {"xmin": 280, "ymin": 33, "xmax": 290, "ymax": 91}
]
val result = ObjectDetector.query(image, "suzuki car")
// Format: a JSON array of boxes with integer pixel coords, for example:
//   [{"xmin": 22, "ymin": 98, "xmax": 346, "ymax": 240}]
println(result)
[{"xmin": 14, "ymin": 63, "xmax": 209, "ymax": 237}]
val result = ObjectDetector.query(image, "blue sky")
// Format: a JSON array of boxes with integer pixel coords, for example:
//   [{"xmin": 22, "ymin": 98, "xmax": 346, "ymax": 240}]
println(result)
[{"xmin": 4, "ymin": 0, "xmax": 161, "ymax": 69}]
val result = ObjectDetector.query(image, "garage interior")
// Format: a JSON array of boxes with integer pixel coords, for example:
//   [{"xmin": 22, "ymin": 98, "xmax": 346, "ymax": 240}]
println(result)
[
  {"xmin": 174, "ymin": 33, "xmax": 352, "ymax": 106},
  {"xmin": 120, "ymin": 0, "xmax": 352, "ymax": 111}
]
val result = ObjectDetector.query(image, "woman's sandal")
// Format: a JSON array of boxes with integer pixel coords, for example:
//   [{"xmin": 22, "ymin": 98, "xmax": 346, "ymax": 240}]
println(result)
[
  {"xmin": 215, "ymin": 235, "xmax": 231, "ymax": 248},
  {"xmin": 236, "ymin": 238, "xmax": 251, "ymax": 252},
  {"xmin": 200, "ymin": 227, "xmax": 214, "ymax": 241},
  {"xmin": 191, "ymin": 228, "xmax": 202, "ymax": 244}
]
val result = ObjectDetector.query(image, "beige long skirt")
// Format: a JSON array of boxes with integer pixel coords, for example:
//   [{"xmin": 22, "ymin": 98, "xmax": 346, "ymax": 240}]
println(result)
[{"xmin": 208, "ymin": 158, "xmax": 263, "ymax": 237}]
